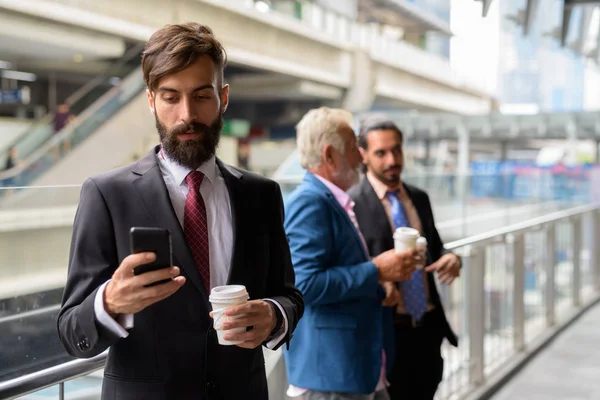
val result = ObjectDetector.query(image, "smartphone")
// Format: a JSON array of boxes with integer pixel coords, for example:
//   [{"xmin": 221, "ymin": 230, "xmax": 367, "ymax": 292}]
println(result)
[{"xmin": 129, "ymin": 227, "xmax": 173, "ymax": 286}]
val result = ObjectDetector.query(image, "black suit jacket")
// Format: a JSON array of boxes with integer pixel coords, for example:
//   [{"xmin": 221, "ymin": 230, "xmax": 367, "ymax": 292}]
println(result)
[
  {"xmin": 57, "ymin": 147, "xmax": 304, "ymax": 400},
  {"xmin": 348, "ymin": 176, "xmax": 457, "ymax": 347}
]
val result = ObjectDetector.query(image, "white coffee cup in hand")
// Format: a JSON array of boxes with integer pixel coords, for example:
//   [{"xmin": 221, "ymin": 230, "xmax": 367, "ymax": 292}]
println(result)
[
  {"xmin": 394, "ymin": 227, "xmax": 428, "ymax": 270},
  {"xmin": 209, "ymin": 285, "xmax": 249, "ymax": 345}
]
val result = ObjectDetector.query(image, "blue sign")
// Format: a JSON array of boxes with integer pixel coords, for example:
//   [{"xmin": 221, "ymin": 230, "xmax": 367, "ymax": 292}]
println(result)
[{"xmin": 0, "ymin": 86, "xmax": 30, "ymax": 105}]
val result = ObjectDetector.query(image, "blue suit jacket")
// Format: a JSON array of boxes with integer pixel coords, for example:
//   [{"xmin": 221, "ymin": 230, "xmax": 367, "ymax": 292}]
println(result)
[{"xmin": 283, "ymin": 173, "xmax": 391, "ymax": 394}]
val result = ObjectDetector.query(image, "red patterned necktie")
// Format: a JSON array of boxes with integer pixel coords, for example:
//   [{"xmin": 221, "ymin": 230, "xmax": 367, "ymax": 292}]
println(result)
[{"xmin": 184, "ymin": 171, "xmax": 210, "ymax": 293}]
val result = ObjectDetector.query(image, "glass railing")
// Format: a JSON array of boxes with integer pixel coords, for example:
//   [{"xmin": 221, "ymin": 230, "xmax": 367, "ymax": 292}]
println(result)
[
  {"xmin": 0, "ymin": 66, "xmax": 145, "ymax": 190},
  {"xmin": 0, "ymin": 42, "xmax": 145, "ymax": 187},
  {"xmin": 0, "ymin": 185, "xmax": 83, "ymax": 394},
  {"xmin": 1, "ymin": 188, "xmax": 598, "ymax": 399},
  {"xmin": 277, "ymin": 168, "xmax": 590, "ymax": 242},
  {"xmin": 435, "ymin": 204, "xmax": 600, "ymax": 399}
]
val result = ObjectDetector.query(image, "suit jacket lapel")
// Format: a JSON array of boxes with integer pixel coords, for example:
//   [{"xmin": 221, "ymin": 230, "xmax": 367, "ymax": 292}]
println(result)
[
  {"xmin": 216, "ymin": 159, "xmax": 246, "ymax": 285},
  {"xmin": 306, "ymin": 173, "xmax": 370, "ymax": 261},
  {"xmin": 359, "ymin": 176, "xmax": 394, "ymax": 239},
  {"xmin": 131, "ymin": 148, "xmax": 209, "ymax": 301}
]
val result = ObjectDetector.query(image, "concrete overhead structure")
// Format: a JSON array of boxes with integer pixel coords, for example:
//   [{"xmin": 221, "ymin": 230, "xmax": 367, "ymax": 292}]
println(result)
[
  {"xmin": 378, "ymin": 110, "xmax": 600, "ymax": 141},
  {"xmin": 478, "ymin": 0, "xmax": 600, "ymax": 62},
  {"xmin": 0, "ymin": 0, "xmax": 491, "ymax": 116}
]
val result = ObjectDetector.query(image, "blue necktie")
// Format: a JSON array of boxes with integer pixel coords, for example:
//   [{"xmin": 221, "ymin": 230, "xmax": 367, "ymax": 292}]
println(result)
[{"xmin": 386, "ymin": 191, "xmax": 427, "ymax": 321}]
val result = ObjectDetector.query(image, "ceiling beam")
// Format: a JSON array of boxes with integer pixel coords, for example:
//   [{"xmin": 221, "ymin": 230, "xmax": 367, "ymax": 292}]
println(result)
[
  {"xmin": 523, "ymin": 0, "xmax": 539, "ymax": 35},
  {"xmin": 478, "ymin": 0, "xmax": 493, "ymax": 17},
  {"xmin": 561, "ymin": 2, "xmax": 574, "ymax": 46}
]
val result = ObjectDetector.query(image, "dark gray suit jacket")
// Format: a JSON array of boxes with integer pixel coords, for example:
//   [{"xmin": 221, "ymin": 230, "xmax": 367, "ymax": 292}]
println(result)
[
  {"xmin": 57, "ymin": 147, "xmax": 304, "ymax": 400},
  {"xmin": 348, "ymin": 176, "xmax": 457, "ymax": 347}
]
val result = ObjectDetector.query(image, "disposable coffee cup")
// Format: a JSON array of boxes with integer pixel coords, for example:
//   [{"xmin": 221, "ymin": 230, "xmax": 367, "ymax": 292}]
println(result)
[
  {"xmin": 393, "ymin": 227, "xmax": 419, "ymax": 253},
  {"xmin": 393, "ymin": 227, "xmax": 427, "ymax": 270},
  {"xmin": 209, "ymin": 285, "xmax": 249, "ymax": 345},
  {"xmin": 415, "ymin": 237, "xmax": 428, "ymax": 270}
]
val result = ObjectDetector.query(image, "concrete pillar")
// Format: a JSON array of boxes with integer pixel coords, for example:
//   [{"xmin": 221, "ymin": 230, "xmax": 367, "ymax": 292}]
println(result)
[
  {"xmin": 342, "ymin": 49, "xmax": 375, "ymax": 113},
  {"xmin": 566, "ymin": 118, "xmax": 577, "ymax": 164},
  {"xmin": 457, "ymin": 124, "xmax": 470, "ymax": 177},
  {"xmin": 457, "ymin": 125, "xmax": 470, "ymax": 234},
  {"xmin": 423, "ymin": 139, "xmax": 431, "ymax": 166},
  {"xmin": 48, "ymin": 72, "xmax": 57, "ymax": 112},
  {"xmin": 500, "ymin": 140, "xmax": 508, "ymax": 161}
]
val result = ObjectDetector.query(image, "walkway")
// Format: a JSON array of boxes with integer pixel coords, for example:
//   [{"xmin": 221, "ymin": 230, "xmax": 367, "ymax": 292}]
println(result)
[{"xmin": 491, "ymin": 301, "xmax": 600, "ymax": 400}]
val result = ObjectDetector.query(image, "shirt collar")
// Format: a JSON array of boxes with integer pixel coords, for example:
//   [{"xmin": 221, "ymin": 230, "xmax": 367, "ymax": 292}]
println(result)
[
  {"xmin": 366, "ymin": 171, "xmax": 405, "ymax": 200},
  {"xmin": 159, "ymin": 148, "xmax": 217, "ymax": 187},
  {"xmin": 314, "ymin": 174, "xmax": 353, "ymax": 210}
]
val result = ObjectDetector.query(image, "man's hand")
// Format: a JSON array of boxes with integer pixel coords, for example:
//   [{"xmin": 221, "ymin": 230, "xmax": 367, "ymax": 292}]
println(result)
[
  {"xmin": 219, "ymin": 300, "xmax": 278, "ymax": 349},
  {"xmin": 425, "ymin": 253, "xmax": 461, "ymax": 285},
  {"xmin": 373, "ymin": 248, "xmax": 422, "ymax": 282},
  {"xmin": 381, "ymin": 281, "xmax": 401, "ymax": 307},
  {"xmin": 104, "ymin": 252, "xmax": 186, "ymax": 317}
]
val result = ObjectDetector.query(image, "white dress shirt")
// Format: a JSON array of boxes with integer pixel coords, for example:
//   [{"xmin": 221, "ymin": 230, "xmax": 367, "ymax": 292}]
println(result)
[{"xmin": 94, "ymin": 151, "xmax": 287, "ymax": 348}]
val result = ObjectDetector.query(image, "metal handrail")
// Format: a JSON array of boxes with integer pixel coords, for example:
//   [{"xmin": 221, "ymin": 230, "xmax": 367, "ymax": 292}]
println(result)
[
  {"xmin": 0, "ymin": 352, "xmax": 107, "ymax": 400},
  {"xmin": 445, "ymin": 203, "xmax": 599, "ymax": 250},
  {"xmin": 1, "ymin": 202, "xmax": 598, "ymax": 399}
]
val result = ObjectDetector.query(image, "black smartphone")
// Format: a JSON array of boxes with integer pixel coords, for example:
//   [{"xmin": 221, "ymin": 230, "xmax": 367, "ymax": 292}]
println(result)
[{"xmin": 129, "ymin": 227, "xmax": 173, "ymax": 286}]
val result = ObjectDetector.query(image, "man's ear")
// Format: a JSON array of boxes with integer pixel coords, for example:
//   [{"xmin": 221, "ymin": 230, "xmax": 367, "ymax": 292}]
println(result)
[
  {"xmin": 358, "ymin": 146, "xmax": 368, "ymax": 165},
  {"xmin": 146, "ymin": 89, "xmax": 155, "ymax": 114},
  {"xmin": 323, "ymin": 144, "xmax": 335, "ymax": 165},
  {"xmin": 220, "ymin": 84, "xmax": 229, "ymax": 112}
]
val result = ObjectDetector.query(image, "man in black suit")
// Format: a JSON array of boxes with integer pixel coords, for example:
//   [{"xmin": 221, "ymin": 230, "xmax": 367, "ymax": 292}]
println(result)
[
  {"xmin": 348, "ymin": 116, "xmax": 460, "ymax": 400},
  {"xmin": 57, "ymin": 23, "xmax": 303, "ymax": 400}
]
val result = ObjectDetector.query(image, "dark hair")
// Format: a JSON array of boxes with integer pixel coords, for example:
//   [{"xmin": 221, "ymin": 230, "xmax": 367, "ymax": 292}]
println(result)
[
  {"xmin": 357, "ymin": 115, "xmax": 403, "ymax": 150},
  {"xmin": 142, "ymin": 23, "xmax": 227, "ymax": 91}
]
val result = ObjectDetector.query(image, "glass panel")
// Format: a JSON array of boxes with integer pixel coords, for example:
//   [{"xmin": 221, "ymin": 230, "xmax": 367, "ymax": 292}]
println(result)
[
  {"xmin": 483, "ymin": 242, "xmax": 515, "ymax": 375},
  {"xmin": 437, "ymin": 253, "xmax": 469, "ymax": 399},
  {"xmin": 15, "ymin": 373, "xmax": 104, "ymax": 399},
  {"xmin": 580, "ymin": 214, "xmax": 595, "ymax": 300},
  {"xmin": 524, "ymin": 230, "xmax": 547, "ymax": 342},
  {"xmin": 555, "ymin": 221, "xmax": 575, "ymax": 322},
  {"xmin": 0, "ymin": 186, "xmax": 82, "ymax": 384}
]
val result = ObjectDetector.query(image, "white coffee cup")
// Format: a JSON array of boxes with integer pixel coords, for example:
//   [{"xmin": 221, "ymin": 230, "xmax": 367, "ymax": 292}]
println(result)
[
  {"xmin": 393, "ymin": 227, "xmax": 428, "ymax": 270},
  {"xmin": 209, "ymin": 285, "xmax": 249, "ymax": 345}
]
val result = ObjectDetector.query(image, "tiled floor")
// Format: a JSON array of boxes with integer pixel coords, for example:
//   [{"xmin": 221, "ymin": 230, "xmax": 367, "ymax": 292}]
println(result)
[{"xmin": 491, "ymin": 302, "xmax": 600, "ymax": 400}]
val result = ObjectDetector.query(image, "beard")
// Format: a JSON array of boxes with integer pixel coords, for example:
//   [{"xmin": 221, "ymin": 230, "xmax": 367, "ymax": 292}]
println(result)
[
  {"xmin": 334, "ymin": 157, "xmax": 360, "ymax": 191},
  {"xmin": 373, "ymin": 164, "xmax": 402, "ymax": 186},
  {"xmin": 155, "ymin": 111, "xmax": 223, "ymax": 170}
]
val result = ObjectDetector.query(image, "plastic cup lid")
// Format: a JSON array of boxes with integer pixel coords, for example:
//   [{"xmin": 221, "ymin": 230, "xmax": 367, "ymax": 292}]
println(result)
[
  {"xmin": 209, "ymin": 285, "xmax": 248, "ymax": 302},
  {"xmin": 393, "ymin": 227, "xmax": 419, "ymax": 239}
]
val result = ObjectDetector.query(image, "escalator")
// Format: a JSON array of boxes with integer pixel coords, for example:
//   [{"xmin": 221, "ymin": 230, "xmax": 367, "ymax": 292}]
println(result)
[{"xmin": 0, "ymin": 42, "xmax": 155, "ymax": 208}]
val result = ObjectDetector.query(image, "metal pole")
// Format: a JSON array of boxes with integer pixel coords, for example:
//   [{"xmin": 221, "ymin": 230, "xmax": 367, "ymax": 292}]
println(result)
[
  {"xmin": 572, "ymin": 216, "xmax": 582, "ymax": 307},
  {"xmin": 545, "ymin": 223, "xmax": 556, "ymax": 327},
  {"xmin": 424, "ymin": 139, "xmax": 431, "ymax": 166},
  {"xmin": 457, "ymin": 124, "xmax": 470, "ymax": 238},
  {"xmin": 593, "ymin": 211, "xmax": 600, "ymax": 292},
  {"xmin": 467, "ymin": 245, "xmax": 486, "ymax": 386},
  {"xmin": 513, "ymin": 233, "xmax": 526, "ymax": 352},
  {"xmin": 48, "ymin": 72, "xmax": 57, "ymax": 113},
  {"xmin": 59, "ymin": 382, "xmax": 64, "ymax": 400}
]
